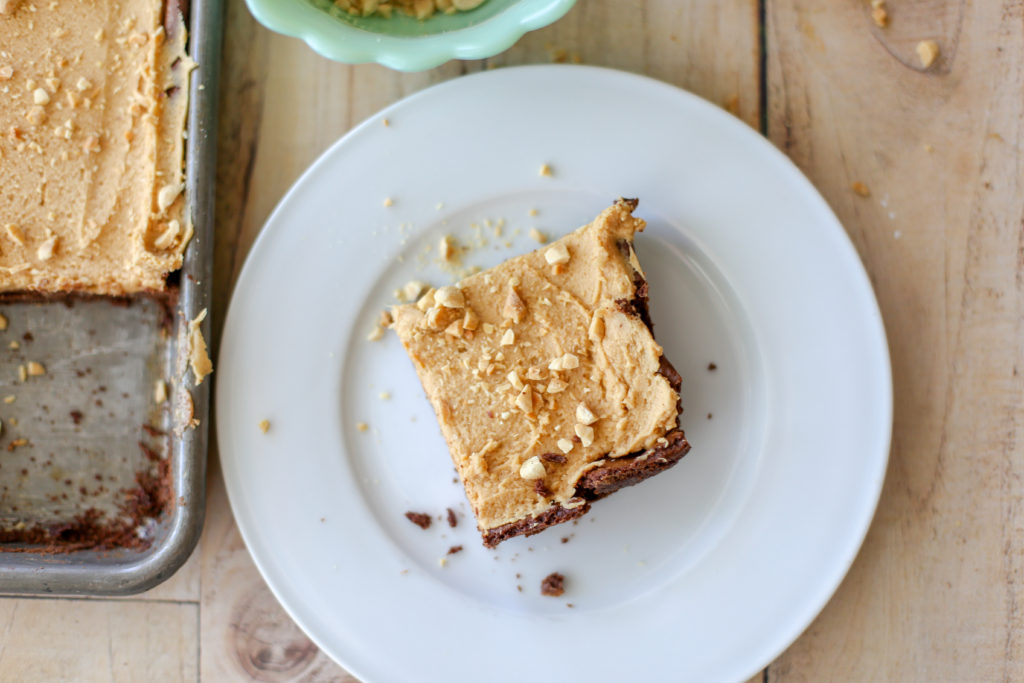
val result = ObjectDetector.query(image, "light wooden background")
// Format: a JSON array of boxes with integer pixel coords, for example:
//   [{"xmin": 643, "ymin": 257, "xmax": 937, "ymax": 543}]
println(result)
[{"xmin": 2, "ymin": 0, "xmax": 1022, "ymax": 680}]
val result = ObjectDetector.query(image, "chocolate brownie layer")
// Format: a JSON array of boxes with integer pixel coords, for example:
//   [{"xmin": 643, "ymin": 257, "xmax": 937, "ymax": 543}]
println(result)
[
  {"xmin": 576, "ymin": 429, "xmax": 691, "ymax": 499},
  {"xmin": 482, "ymin": 500, "xmax": 591, "ymax": 548}
]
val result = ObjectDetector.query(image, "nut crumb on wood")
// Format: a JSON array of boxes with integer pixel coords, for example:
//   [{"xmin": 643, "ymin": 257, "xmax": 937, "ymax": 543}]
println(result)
[
  {"xmin": 17, "ymin": 364, "xmax": 26, "ymax": 382},
  {"xmin": 916, "ymin": 40, "xmax": 939, "ymax": 68},
  {"xmin": 851, "ymin": 181, "xmax": 871, "ymax": 197},
  {"xmin": 0, "ymin": 313, "xmax": 7, "ymax": 331},
  {"xmin": 870, "ymin": 1, "xmax": 888, "ymax": 28},
  {"xmin": 26, "ymin": 360, "xmax": 44, "ymax": 376},
  {"xmin": 3, "ymin": 395, "xmax": 14, "ymax": 404},
  {"xmin": 188, "ymin": 309, "xmax": 213, "ymax": 385},
  {"xmin": 258, "ymin": 419, "xmax": 270, "ymax": 433}
]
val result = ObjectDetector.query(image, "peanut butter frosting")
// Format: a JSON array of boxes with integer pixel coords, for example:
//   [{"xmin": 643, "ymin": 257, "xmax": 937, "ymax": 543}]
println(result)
[
  {"xmin": 0, "ymin": 0, "xmax": 192, "ymax": 294},
  {"xmin": 391, "ymin": 201, "xmax": 680, "ymax": 532}
]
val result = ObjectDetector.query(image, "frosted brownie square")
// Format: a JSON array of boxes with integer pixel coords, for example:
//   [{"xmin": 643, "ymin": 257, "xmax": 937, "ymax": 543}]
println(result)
[{"xmin": 391, "ymin": 199, "xmax": 691, "ymax": 547}]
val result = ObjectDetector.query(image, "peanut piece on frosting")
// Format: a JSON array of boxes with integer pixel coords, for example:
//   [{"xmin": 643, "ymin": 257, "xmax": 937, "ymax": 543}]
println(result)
[
  {"xmin": 916, "ymin": 40, "xmax": 939, "ymax": 68},
  {"xmin": 575, "ymin": 423, "xmax": 594, "ymax": 447},
  {"xmin": 506, "ymin": 370, "xmax": 524, "ymax": 391},
  {"xmin": 514, "ymin": 385, "xmax": 533, "ymax": 413},
  {"xmin": 546, "ymin": 378, "xmax": 568, "ymax": 394},
  {"xmin": 502, "ymin": 288, "xmax": 526, "ymax": 322},
  {"xmin": 576, "ymin": 403, "xmax": 598, "ymax": 425},
  {"xmin": 435, "ymin": 286, "xmax": 465, "ymax": 308},
  {"xmin": 544, "ymin": 243, "xmax": 570, "ymax": 265},
  {"xmin": 519, "ymin": 456, "xmax": 545, "ymax": 480}
]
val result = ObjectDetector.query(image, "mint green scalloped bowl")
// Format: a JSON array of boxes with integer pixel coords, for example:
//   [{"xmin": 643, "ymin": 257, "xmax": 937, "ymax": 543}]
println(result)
[{"xmin": 246, "ymin": 0, "xmax": 577, "ymax": 71}]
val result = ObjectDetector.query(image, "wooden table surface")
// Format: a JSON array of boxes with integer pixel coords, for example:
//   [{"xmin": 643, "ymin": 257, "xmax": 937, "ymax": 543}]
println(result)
[{"xmin": 2, "ymin": 0, "xmax": 1022, "ymax": 680}]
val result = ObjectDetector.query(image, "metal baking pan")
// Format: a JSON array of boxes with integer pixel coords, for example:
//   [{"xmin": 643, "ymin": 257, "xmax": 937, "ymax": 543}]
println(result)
[{"xmin": 0, "ymin": 0, "xmax": 221, "ymax": 595}]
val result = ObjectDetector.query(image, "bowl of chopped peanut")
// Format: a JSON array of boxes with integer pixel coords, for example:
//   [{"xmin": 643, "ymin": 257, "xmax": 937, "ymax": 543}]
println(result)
[{"xmin": 246, "ymin": 0, "xmax": 576, "ymax": 71}]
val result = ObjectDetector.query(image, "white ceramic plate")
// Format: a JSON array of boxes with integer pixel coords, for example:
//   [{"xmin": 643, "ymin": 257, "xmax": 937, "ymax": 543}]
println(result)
[{"xmin": 217, "ymin": 66, "xmax": 891, "ymax": 683}]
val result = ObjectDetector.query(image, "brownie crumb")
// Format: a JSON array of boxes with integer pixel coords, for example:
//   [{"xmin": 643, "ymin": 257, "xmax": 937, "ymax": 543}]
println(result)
[
  {"xmin": 447, "ymin": 545, "xmax": 463, "ymax": 555},
  {"xmin": 69, "ymin": 410, "xmax": 83, "ymax": 425},
  {"xmin": 566, "ymin": 603, "xmax": 574, "ymax": 608},
  {"xmin": 533, "ymin": 479, "xmax": 550, "ymax": 496},
  {"xmin": 560, "ymin": 536, "xmax": 570, "ymax": 544},
  {"xmin": 404, "ymin": 512, "xmax": 432, "ymax": 530},
  {"xmin": 707, "ymin": 362, "xmax": 717, "ymax": 371},
  {"xmin": 707, "ymin": 413, "xmax": 713, "ymax": 420},
  {"xmin": 446, "ymin": 507, "xmax": 458, "ymax": 528},
  {"xmin": 516, "ymin": 585, "xmax": 523, "ymax": 592},
  {"xmin": 540, "ymin": 452, "xmax": 566, "ymax": 464},
  {"xmin": 541, "ymin": 572, "xmax": 565, "ymax": 597}
]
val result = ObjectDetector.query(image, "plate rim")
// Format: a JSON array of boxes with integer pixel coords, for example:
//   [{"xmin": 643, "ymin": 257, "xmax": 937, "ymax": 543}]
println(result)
[{"xmin": 216, "ymin": 64, "xmax": 893, "ymax": 683}]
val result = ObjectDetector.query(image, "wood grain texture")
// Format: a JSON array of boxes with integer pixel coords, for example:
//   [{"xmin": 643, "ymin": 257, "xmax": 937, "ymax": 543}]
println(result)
[
  {"xmin": 488, "ymin": 0, "xmax": 761, "ymax": 129},
  {"xmin": 199, "ymin": 461, "xmax": 353, "ymax": 682},
  {"xmin": 0, "ymin": 599, "xmax": 197, "ymax": 682},
  {"xmin": 766, "ymin": 0, "xmax": 1024, "ymax": 679}
]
